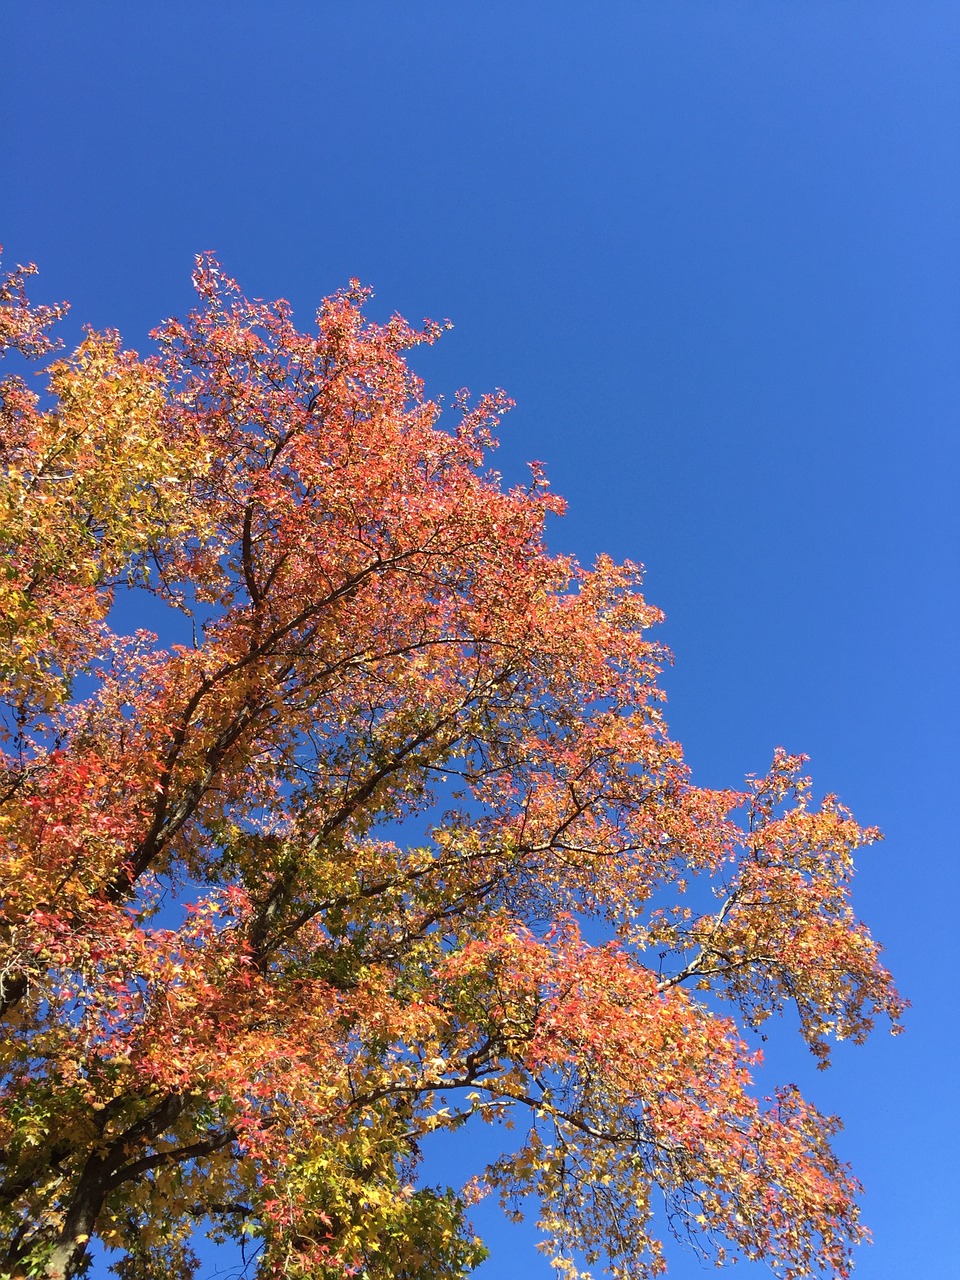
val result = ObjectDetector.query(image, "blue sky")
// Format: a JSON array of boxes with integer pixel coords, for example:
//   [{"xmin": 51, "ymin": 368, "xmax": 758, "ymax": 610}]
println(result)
[{"xmin": 3, "ymin": 3, "xmax": 958, "ymax": 1276}]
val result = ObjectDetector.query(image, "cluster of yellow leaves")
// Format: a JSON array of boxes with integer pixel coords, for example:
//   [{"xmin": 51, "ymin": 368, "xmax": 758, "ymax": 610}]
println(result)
[{"xmin": 0, "ymin": 333, "xmax": 207, "ymax": 712}]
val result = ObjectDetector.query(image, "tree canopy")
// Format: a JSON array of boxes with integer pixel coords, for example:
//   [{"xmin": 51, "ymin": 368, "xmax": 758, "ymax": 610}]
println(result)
[{"xmin": 0, "ymin": 251, "xmax": 903, "ymax": 1280}]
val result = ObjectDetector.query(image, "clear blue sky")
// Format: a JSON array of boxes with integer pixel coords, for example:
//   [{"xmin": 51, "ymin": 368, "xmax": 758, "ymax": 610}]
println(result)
[{"xmin": 3, "ymin": 3, "xmax": 958, "ymax": 1277}]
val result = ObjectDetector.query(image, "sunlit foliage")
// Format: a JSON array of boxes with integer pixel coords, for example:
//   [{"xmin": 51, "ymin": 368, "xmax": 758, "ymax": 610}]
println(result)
[{"xmin": 0, "ymin": 252, "xmax": 903, "ymax": 1280}]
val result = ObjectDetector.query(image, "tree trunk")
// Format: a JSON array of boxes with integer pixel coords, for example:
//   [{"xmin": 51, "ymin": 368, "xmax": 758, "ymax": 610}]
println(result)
[{"xmin": 41, "ymin": 1152, "xmax": 107, "ymax": 1280}]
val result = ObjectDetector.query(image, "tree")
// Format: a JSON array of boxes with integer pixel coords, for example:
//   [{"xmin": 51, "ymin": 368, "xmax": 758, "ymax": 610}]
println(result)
[{"xmin": 0, "ymin": 249, "xmax": 903, "ymax": 1280}]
